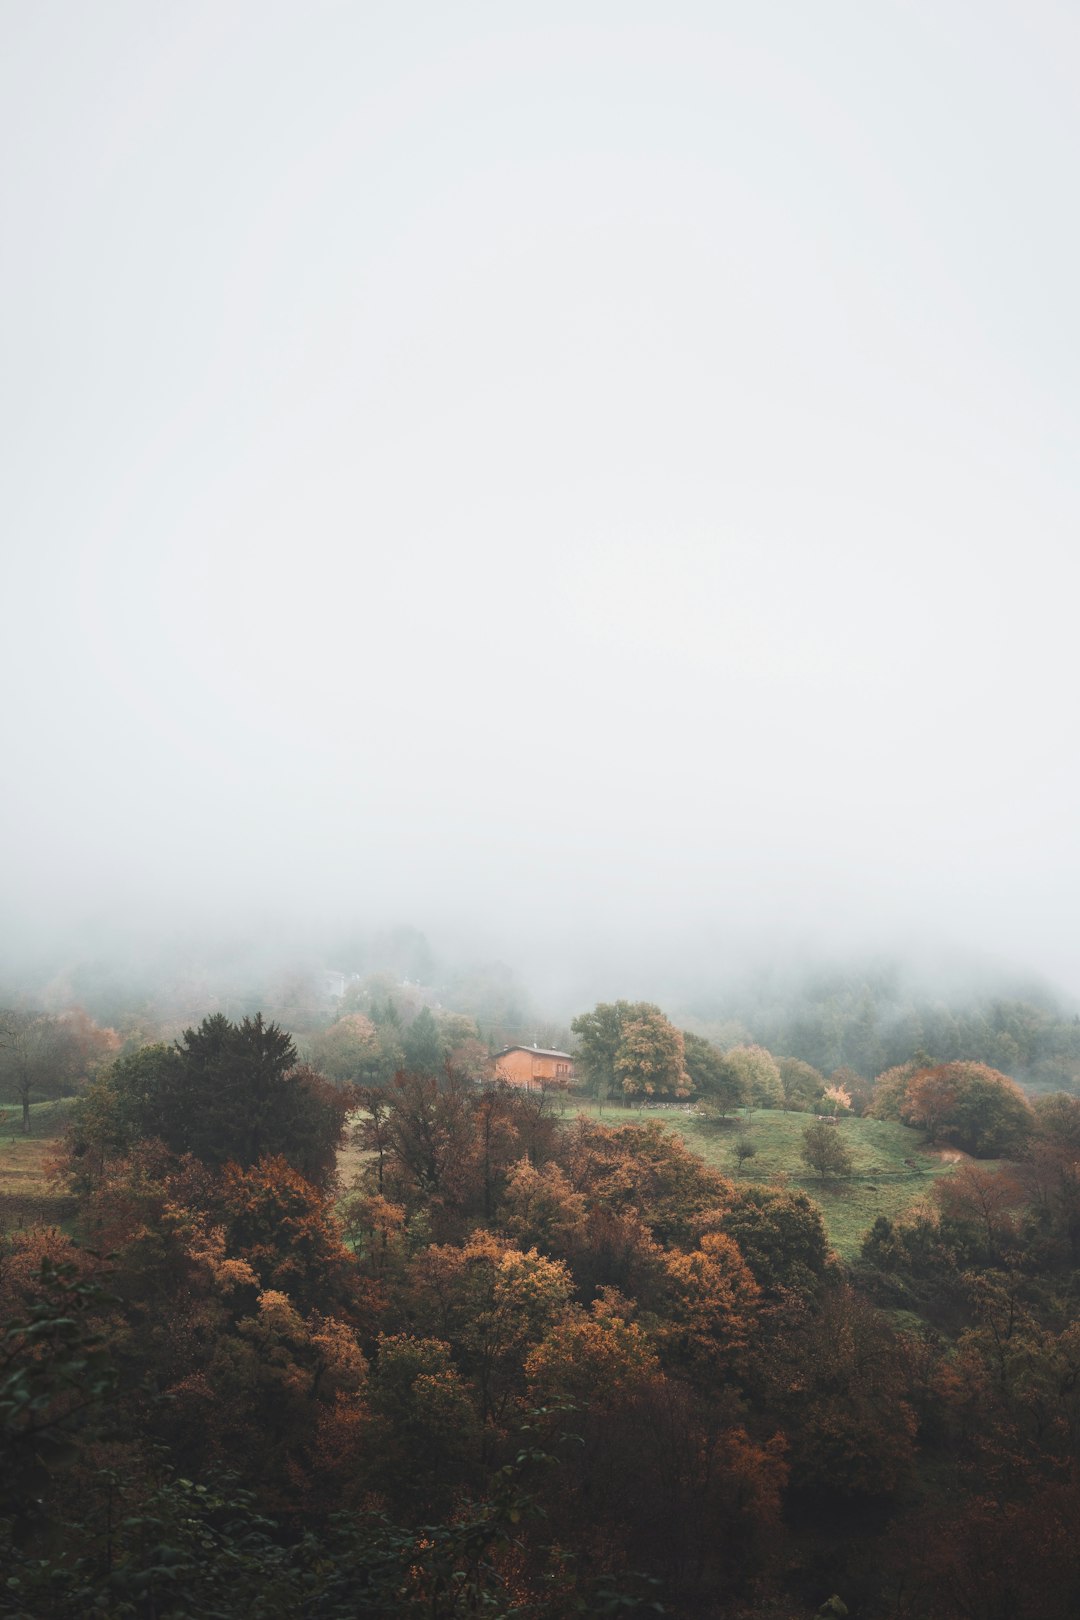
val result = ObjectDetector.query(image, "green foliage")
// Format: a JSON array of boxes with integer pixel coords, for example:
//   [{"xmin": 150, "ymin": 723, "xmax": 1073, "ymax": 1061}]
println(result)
[
  {"xmin": 722, "ymin": 1045, "xmax": 783, "ymax": 1116},
  {"xmin": 685, "ymin": 1032, "xmax": 745, "ymax": 1116},
  {"xmin": 684, "ymin": 967, "xmax": 1080, "ymax": 1083},
  {"xmin": 304, "ymin": 1013, "xmax": 387, "ymax": 1084},
  {"xmin": 70, "ymin": 1015, "xmax": 352, "ymax": 1187},
  {"xmin": 944, "ymin": 1062, "xmax": 1034, "ymax": 1156},
  {"xmin": 801, "ymin": 1120, "xmax": 856, "ymax": 1180},
  {"xmin": 402, "ymin": 1005, "xmax": 443, "ymax": 1075},
  {"xmin": 777, "ymin": 1056, "xmax": 826, "ymax": 1111},
  {"xmin": 895, "ymin": 1061, "xmax": 1034, "ymax": 1156},
  {"xmin": 0, "ymin": 1258, "xmax": 117, "ymax": 1526},
  {"xmin": 680, "ymin": 1032, "xmax": 726, "ymax": 1096},
  {"xmin": 716, "ymin": 1183, "xmax": 831, "ymax": 1295},
  {"xmin": 67, "ymin": 1043, "xmax": 175, "ymax": 1182},
  {"xmin": 571, "ymin": 1001, "xmax": 632, "ymax": 1099},
  {"xmin": 733, "ymin": 1137, "xmax": 757, "ymax": 1171},
  {"xmin": 572, "ymin": 1001, "xmax": 686, "ymax": 1102},
  {"xmin": 0, "ymin": 1009, "xmax": 117, "ymax": 1131},
  {"xmin": 614, "ymin": 1010, "xmax": 690, "ymax": 1101},
  {"xmin": 866, "ymin": 1060, "xmax": 920, "ymax": 1119},
  {"xmin": 367, "ymin": 1333, "xmax": 480, "ymax": 1514},
  {"xmin": 1, "ymin": 1457, "xmax": 588, "ymax": 1620}
]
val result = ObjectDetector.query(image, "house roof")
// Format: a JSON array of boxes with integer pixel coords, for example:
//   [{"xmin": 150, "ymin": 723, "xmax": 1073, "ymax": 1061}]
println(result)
[{"xmin": 493, "ymin": 1045, "xmax": 574, "ymax": 1061}]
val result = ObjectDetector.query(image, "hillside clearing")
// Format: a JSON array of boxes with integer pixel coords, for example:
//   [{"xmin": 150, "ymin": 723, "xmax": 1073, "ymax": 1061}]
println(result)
[
  {"xmin": 0, "ymin": 1099, "xmax": 76, "ymax": 1233},
  {"xmin": 564, "ymin": 1100, "xmax": 955, "ymax": 1258}
]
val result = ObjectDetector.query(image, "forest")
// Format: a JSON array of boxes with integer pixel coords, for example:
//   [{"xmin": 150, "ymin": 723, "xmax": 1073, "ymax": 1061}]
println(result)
[{"xmin": 3, "ymin": 969, "xmax": 1080, "ymax": 1619}]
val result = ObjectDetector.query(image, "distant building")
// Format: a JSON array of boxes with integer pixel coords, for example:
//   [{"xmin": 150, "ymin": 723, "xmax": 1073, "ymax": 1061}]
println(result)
[{"xmin": 492, "ymin": 1043, "xmax": 574, "ymax": 1089}]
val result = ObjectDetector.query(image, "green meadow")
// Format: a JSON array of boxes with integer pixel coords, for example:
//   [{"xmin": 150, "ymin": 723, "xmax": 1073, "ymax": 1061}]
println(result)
[
  {"xmin": 0, "ymin": 1098, "xmax": 76, "ymax": 1233},
  {"xmin": 564, "ymin": 1099, "xmax": 954, "ymax": 1259}
]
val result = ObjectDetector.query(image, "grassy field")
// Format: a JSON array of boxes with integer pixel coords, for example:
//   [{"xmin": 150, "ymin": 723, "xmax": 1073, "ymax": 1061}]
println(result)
[
  {"xmin": 563, "ymin": 1099, "xmax": 953, "ymax": 1259},
  {"xmin": 0, "ymin": 1099, "xmax": 76, "ymax": 1234}
]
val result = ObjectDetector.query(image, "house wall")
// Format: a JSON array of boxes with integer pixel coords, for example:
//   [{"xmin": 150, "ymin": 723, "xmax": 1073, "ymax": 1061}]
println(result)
[{"xmin": 494, "ymin": 1049, "xmax": 574, "ymax": 1087}]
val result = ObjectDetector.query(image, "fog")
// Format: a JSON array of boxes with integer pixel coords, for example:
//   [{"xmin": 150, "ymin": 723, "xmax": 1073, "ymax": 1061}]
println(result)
[{"xmin": 3, "ymin": 2, "xmax": 1079, "ymax": 1013}]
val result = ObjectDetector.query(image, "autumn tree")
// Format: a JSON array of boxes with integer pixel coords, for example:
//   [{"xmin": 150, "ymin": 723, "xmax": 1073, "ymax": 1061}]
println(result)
[
  {"xmin": 945, "ymin": 1061, "xmax": 1034, "ymax": 1156},
  {"xmin": 829, "ymin": 1063, "xmax": 872, "ymax": 1115},
  {"xmin": 304, "ymin": 1012, "xmax": 381, "ymax": 1083},
  {"xmin": 526, "ymin": 1298, "xmax": 787, "ymax": 1595},
  {"xmin": 783, "ymin": 1283, "xmax": 918, "ymax": 1500},
  {"xmin": 559, "ymin": 1116, "xmax": 731, "ymax": 1246},
  {"xmin": 0, "ymin": 1008, "xmax": 118, "ymax": 1132},
  {"xmin": 160, "ymin": 1280, "xmax": 371, "ymax": 1519},
  {"xmin": 444, "ymin": 1036, "xmax": 494, "ymax": 1084},
  {"xmin": 935, "ymin": 1162, "xmax": 1027, "ymax": 1253},
  {"xmin": 352, "ymin": 1084, "xmax": 396, "ymax": 1197},
  {"xmin": 195, "ymin": 1154, "xmax": 363, "ymax": 1313},
  {"xmin": 615, "ymin": 1009, "xmax": 691, "ymax": 1101},
  {"xmin": 820, "ymin": 1081, "xmax": 853, "ymax": 1117},
  {"xmin": 572, "ymin": 1000, "xmax": 686, "ymax": 1103},
  {"xmin": 354, "ymin": 1068, "xmax": 562, "ymax": 1234},
  {"xmin": 361, "ymin": 1069, "xmax": 471, "ymax": 1213},
  {"xmin": 499, "ymin": 1158, "xmax": 588, "ymax": 1256},
  {"xmin": 1022, "ymin": 1094, "xmax": 1080, "ymax": 1266},
  {"xmin": 524, "ymin": 1292, "xmax": 659, "ymax": 1410},
  {"xmin": 900, "ymin": 1062, "xmax": 1033, "ymax": 1156},
  {"xmin": 657, "ymin": 1229, "xmax": 760, "ymax": 1378},
  {"xmin": 405, "ymin": 1231, "xmax": 573, "ymax": 1424},
  {"xmin": 900, "ymin": 1066, "xmax": 960, "ymax": 1145},
  {"xmin": 866, "ymin": 1059, "xmax": 921, "ymax": 1120},
  {"xmin": 1033, "ymin": 1090, "xmax": 1080, "ymax": 1151}
]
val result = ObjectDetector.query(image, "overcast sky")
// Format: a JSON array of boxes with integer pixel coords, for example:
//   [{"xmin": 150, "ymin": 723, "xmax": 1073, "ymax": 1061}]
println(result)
[{"xmin": 3, "ymin": 1, "xmax": 1079, "ymax": 999}]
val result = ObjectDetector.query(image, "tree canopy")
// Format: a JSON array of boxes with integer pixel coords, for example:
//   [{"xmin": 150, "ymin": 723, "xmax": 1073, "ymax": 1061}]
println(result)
[
  {"xmin": 71, "ymin": 1014, "xmax": 351, "ymax": 1186},
  {"xmin": 572, "ymin": 1000, "xmax": 690, "ymax": 1102},
  {"xmin": 722, "ymin": 1045, "xmax": 784, "ymax": 1116},
  {"xmin": 896, "ymin": 1061, "xmax": 1034, "ymax": 1157}
]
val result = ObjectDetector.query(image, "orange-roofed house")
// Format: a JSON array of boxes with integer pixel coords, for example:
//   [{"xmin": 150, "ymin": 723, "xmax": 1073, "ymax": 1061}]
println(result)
[{"xmin": 492, "ymin": 1044, "xmax": 575, "ymax": 1089}]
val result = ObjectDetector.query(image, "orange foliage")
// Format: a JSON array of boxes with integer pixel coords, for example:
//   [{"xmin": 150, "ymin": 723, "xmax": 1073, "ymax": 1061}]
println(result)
[
  {"xmin": 525, "ymin": 1294, "xmax": 660, "ymax": 1407},
  {"xmin": 936, "ymin": 1162, "xmax": 1027, "ymax": 1247},
  {"xmin": 659, "ymin": 1230, "xmax": 760, "ymax": 1377}
]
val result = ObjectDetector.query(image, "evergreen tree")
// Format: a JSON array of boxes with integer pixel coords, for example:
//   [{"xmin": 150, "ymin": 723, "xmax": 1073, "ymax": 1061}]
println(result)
[{"xmin": 402, "ymin": 1007, "xmax": 442, "ymax": 1075}]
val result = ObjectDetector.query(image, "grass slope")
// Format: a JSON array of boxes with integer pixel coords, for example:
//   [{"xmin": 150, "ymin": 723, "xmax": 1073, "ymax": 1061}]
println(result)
[
  {"xmin": 0, "ymin": 1098, "xmax": 76, "ymax": 1233},
  {"xmin": 565, "ymin": 1100, "xmax": 951, "ymax": 1259}
]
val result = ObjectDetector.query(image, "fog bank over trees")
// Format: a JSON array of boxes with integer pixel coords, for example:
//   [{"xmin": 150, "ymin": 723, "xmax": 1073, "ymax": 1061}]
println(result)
[
  {"xmin": 4, "ymin": 916, "xmax": 1077, "ymax": 1104},
  {"xmin": 3, "ymin": 2, "xmax": 1079, "ymax": 1012}
]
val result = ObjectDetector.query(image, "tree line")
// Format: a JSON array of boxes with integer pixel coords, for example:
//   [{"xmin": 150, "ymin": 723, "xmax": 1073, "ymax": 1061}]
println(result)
[{"xmin": 4, "ymin": 1006, "xmax": 1080, "ymax": 1615}]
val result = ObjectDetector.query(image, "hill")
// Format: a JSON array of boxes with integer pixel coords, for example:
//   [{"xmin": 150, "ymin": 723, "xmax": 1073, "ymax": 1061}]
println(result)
[{"xmin": 565, "ymin": 1100, "xmax": 957, "ymax": 1257}]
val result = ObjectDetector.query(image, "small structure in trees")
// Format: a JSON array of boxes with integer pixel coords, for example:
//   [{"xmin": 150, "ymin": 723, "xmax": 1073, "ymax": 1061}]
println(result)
[{"xmin": 492, "ymin": 1045, "xmax": 574, "ymax": 1089}]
